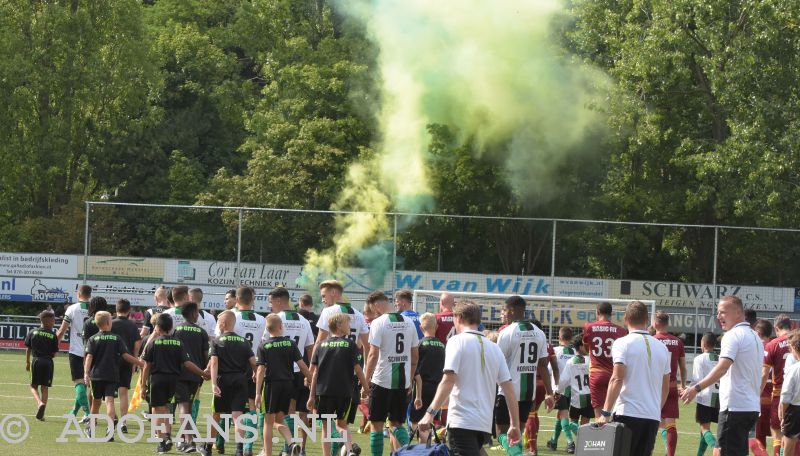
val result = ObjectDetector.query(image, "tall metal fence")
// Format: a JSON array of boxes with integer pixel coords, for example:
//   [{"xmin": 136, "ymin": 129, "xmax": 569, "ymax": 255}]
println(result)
[{"xmin": 80, "ymin": 201, "xmax": 800, "ymax": 289}]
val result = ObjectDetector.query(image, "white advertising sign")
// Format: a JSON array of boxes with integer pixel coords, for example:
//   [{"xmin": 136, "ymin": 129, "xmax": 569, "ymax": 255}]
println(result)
[
  {"xmin": 163, "ymin": 259, "xmax": 302, "ymax": 290},
  {"xmin": 392, "ymin": 270, "xmax": 607, "ymax": 297},
  {"xmin": 0, "ymin": 253, "xmax": 77, "ymax": 279},
  {"xmin": 0, "ymin": 277, "xmax": 75, "ymax": 303},
  {"xmin": 610, "ymin": 279, "xmax": 795, "ymax": 312}
]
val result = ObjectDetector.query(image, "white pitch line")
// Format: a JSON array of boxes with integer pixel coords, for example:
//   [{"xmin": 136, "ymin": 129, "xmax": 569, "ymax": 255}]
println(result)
[
  {"xmin": 0, "ymin": 382, "xmax": 76, "ymax": 388},
  {"xmin": 0, "ymin": 394, "xmax": 74, "ymax": 402}
]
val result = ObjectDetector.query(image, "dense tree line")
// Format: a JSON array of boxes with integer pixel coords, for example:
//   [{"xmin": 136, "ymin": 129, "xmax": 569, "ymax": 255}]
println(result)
[{"xmin": 2, "ymin": 0, "xmax": 800, "ymax": 287}]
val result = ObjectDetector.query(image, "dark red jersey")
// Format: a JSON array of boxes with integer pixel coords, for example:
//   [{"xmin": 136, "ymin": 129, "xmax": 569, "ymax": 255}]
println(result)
[
  {"xmin": 764, "ymin": 335, "xmax": 790, "ymax": 396},
  {"xmin": 654, "ymin": 332, "xmax": 685, "ymax": 383},
  {"xmin": 434, "ymin": 311, "xmax": 455, "ymax": 344},
  {"xmin": 583, "ymin": 320, "xmax": 627, "ymax": 375}
]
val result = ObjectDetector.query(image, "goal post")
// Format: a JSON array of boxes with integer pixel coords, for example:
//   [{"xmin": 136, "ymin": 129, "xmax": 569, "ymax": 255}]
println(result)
[{"xmin": 412, "ymin": 289, "xmax": 657, "ymax": 341}]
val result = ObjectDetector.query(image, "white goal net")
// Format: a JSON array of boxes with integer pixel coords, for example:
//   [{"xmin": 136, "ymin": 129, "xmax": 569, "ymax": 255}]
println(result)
[{"xmin": 412, "ymin": 290, "xmax": 656, "ymax": 342}]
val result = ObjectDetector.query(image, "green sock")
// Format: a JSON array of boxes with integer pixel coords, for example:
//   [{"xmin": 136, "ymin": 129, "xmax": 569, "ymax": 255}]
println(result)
[
  {"xmin": 75, "ymin": 383, "xmax": 90, "ymax": 414},
  {"xmin": 191, "ymin": 400, "xmax": 200, "ymax": 422},
  {"xmin": 661, "ymin": 428, "xmax": 667, "ymax": 445},
  {"xmin": 283, "ymin": 415, "xmax": 295, "ymax": 452},
  {"xmin": 72, "ymin": 384, "xmax": 81, "ymax": 415},
  {"xmin": 498, "ymin": 433, "xmax": 509, "ymax": 450},
  {"xmin": 243, "ymin": 412, "xmax": 256, "ymax": 450},
  {"xmin": 570, "ymin": 421, "xmax": 578, "ymax": 434},
  {"xmin": 370, "ymin": 431, "xmax": 384, "ymax": 456},
  {"xmin": 257, "ymin": 412, "xmax": 264, "ymax": 441},
  {"xmin": 697, "ymin": 436, "xmax": 708, "ymax": 456},
  {"xmin": 552, "ymin": 419, "xmax": 562, "ymax": 443},
  {"xmin": 330, "ymin": 427, "xmax": 343, "ymax": 455},
  {"xmin": 393, "ymin": 427, "xmax": 410, "ymax": 447},
  {"xmin": 216, "ymin": 417, "xmax": 228, "ymax": 447},
  {"xmin": 702, "ymin": 430, "xmax": 716, "ymax": 447},
  {"xmin": 561, "ymin": 418, "xmax": 573, "ymax": 444}
]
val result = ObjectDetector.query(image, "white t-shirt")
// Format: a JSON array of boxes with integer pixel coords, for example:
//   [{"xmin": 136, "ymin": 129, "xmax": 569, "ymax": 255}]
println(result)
[
  {"xmin": 64, "ymin": 301, "xmax": 89, "ymax": 356},
  {"xmin": 719, "ymin": 322, "xmax": 764, "ymax": 412},
  {"xmin": 692, "ymin": 352, "xmax": 720, "ymax": 407},
  {"xmin": 233, "ymin": 309, "xmax": 267, "ymax": 355},
  {"xmin": 781, "ymin": 362, "xmax": 800, "ymax": 406},
  {"xmin": 317, "ymin": 303, "xmax": 369, "ymax": 344},
  {"xmin": 552, "ymin": 345, "xmax": 577, "ymax": 392},
  {"xmin": 562, "ymin": 355, "xmax": 591, "ymax": 409},
  {"xmin": 786, "ymin": 353, "xmax": 798, "ymax": 377},
  {"xmin": 163, "ymin": 307, "xmax": 217, "ymax": 338},
  {"xmin": 368, "ymin": 313, "xmax": 420, "ymax": 389},
  {"xmin": 444, "ymin": 330, "xmax": 511, "ymax": 433},
  {"xmin": 201, "ymin": 310, "xmax": 217, "ymax": 338},
  {"xmin": 496, "ymin": 321, "xmax": 549, "ymax": 401},
  {"xmin": 611, "ymin": 330, "xmax": 671, "ymax": 420},
  {"xmin": 273, "ymin": 310, "xmax": 315, "ymax": 372}
]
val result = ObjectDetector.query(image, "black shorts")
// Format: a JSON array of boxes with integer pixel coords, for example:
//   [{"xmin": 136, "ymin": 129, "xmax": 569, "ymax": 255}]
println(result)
[
  {"xmin": 118, "ymin": 365, "xmax": 133, "ymax": 390},
  {"xmin": 262, "ymin": 380, "xmax": 294, "ymax": 415},
  {"xmin": 316, "ymin": 395, "xmax": 353, "ymax": 420},
  {"xmin": 69, "ymin": 353, "xmax": 84, "ymax": 381},
  {"xmin": 91, "ymin": 380, "xmax": 118, "ymax": 399},
  {"xmin": 447, "ymin": 427, "xmax": 491, "ymax": 456},
  {"xmin": 347, "ymin": 395, "xmax": 361, "ymax": 424},
  {"xmin": 149, "ymin": 374, "xmax": 178, "ymax": 407},
  {"xmin": 214, "ymin": 375, "xmax": 248, "ymax": 414},
  {"xmin": 175, "ymin": 380, "xmax": 202, "ymax": 404},
  {"xmin": 409, "ymin": 382, "xmax": 438, "ymax": 423},
  {"xmin": 555, "ymin": 394, "xmax": 570, "ymax": 411},
  {"xmin": 612, "ymin": 415, "xmax": 660, "ymax": 456},
  {"xmin": 570, "ymin": 405, "xmax": 594, "ymax": 421},
  {"xmin": 31, "ymin": 357, "xmax": 54, "ymax": 387},
  {"xmin": 293, "ymin": 372, "xmax": 310, "ymax": 413},
  {"xmin": 717, "ymin": 410, "xmax": 759, "ymax": 456},
  {"xmin": 695, "ymin": 403, "xmax": 720, "ymax": 424},
  {"xmin": 494, "ymin": 395, "xmax": 533, "ymax": 426},
  {"xmin": 783, "ymin": 404, "xmax": 800, "ymax": 439},
  {"xmin": 368, "ymin": 383, "xmax": 408, "ymax": 424},
  {"xmin": 247, "ymin": 376, "xmax": 256, "ymax": 401}
]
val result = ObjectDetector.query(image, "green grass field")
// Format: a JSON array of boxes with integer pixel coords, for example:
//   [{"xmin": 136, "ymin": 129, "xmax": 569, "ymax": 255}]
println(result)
[{"xmin": 0, "ymin": 350, "xmax": 745, "ymax": 455}]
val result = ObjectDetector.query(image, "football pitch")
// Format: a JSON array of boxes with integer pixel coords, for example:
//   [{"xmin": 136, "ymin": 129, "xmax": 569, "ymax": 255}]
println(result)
[{"xmin": 0, "ymin": 350, "xmax": 742, "ymax": 455}]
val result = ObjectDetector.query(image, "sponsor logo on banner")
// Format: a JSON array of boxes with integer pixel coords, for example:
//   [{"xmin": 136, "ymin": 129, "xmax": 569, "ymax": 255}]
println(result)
[
  {"xmin": 392, "ymin": 271, "xmax": 607, "ymax": 297},
  {"xmin": 87, "ymin": 257, "xmax": 164, "ymax": 282},
  {"xmin": 82, "ymin": 281, "xmax": 162, "ymax": 308},
  {"xmin": 0, "ymin": 253, "xmax": 77, "ymax": 279},
  {"xmin": 0, "ymin": 277, "xmax": 72, "ymax": 303},
  {"xmin": 613, "ymin": 279, "xmax": 794, "ymax": 312},
  {"xmin": 164, "ymin": 259, "xmax": 300, "ymax": 289}
]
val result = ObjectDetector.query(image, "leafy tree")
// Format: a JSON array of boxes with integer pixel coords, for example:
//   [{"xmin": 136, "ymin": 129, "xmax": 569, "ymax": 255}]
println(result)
[
  {"xmin": 566, "ymin": 0, "xmax": 800, "ymax": 284},
  {"xmin": 0, "ymin": 0, "xmax": 160, "ymax": 253}
]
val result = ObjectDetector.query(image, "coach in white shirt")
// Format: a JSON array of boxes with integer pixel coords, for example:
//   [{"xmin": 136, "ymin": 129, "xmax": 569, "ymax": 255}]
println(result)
[
  {"xmin": 597, "ymin": 300, "xmax": 670, "ymax": 456},
  {"xmin": 681, "ymin": 295, "xmax": 763, "ymax": 456},
  {"xmin": 418, "ymin": 302, "xmax": 521, "ymax": 455}
]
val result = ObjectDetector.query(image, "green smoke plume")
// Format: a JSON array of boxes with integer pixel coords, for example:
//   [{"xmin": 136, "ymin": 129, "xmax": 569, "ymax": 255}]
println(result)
[{"xmin": 298, "ymin": 0, "xmax": 608, "ymax": 293}]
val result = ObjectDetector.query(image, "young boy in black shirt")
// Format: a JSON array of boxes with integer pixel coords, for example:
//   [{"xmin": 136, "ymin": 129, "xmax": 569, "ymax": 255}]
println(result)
[
  {"xmin": 83, "ymin": 311, "xmax": 143, "ymax": 438},
  {"xmin": 173, "ymin": 302, "xmax": 210, "ymax": 453},
  {"xmin": 82, "ymin": 296, "xmax": 109, "ymax": 344},
  {"xmin": 255, "ymin": 314, "xmax": 311, "ymax": 456},
  {"xmin": 25, "ymin": 310, "xmax": 59, "ymax": 421},
  {"xmin": 410, "ymin": 313, "xmax": 445, "ymax": 442},
  {"xmin": 111, "ymin": 298, "xmax": 142, "ymax": 429},
  {"xmin": 307, "ymin": 313, "xmax": 369, "ymax": 456},
  {"xmin": 203, "ymin": 310, "xmax": 257, "ymax": 456},
  {"xmin": 140, "ymin": 313, "xmax": 209, "ymax": 454}
]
